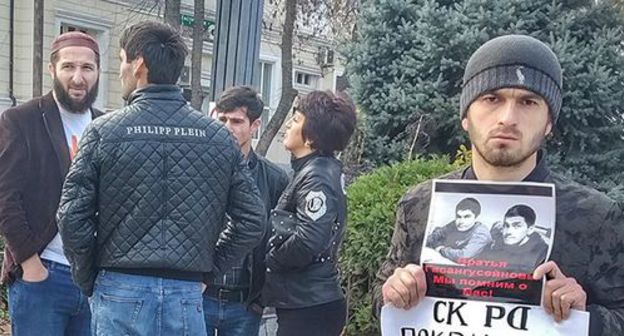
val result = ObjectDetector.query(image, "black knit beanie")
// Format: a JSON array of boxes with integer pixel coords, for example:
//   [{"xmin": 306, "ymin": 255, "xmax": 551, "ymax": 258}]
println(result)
[{"xmin": 460, "ymin": 34, "xmax": 562, "ymax": 123}]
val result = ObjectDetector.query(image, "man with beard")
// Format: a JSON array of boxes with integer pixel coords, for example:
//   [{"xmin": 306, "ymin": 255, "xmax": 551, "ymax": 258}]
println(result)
[
  {"xmin": 0, "ymin": 31, "xmax": 101, "ymax": 335},
  {"xmin": 375, "ymin": 35, "xmax": 624, "ymax": 334}
]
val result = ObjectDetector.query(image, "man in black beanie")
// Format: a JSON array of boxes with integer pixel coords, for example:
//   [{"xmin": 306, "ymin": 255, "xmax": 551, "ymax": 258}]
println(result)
[{"xmin": 375, "ymin": 34, "xmax": 624, "ymax": 335}]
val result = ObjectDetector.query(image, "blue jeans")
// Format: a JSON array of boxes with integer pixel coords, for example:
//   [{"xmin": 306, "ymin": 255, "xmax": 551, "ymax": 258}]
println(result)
[
  {"xmin": 203, "ymin": 295, "xmax": 262, "ymax": 336},
  {"xmin": 90, "ymin": 270, "xmax": 206, "ymax": 336},
  {"xmin": 8, "ymin": 259, "xmax": 91, "ymax": 336}
]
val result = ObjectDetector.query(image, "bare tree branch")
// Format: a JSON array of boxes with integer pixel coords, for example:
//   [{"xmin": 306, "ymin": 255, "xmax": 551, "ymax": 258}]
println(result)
[
  {"xmin": 191, "ymin": 0, "xmax": 204, "ymax": 110},
  {"xmin": 255, "ymin": 0, "xmax": 361, "ymax": 156},
  {"xmin": 33, "ymin": 0, "xmax": 43, "ymax": 97},
  {"xmin": 164, "ymin": 0, "xmax": 181, "ymax": 28},
  {"xmin": 255, "ymin": 0, "xmax": 298, "ymax": 155},
  {"xmin": 407, "ymin": 115, "xmax": 424, "ymax": 161}
]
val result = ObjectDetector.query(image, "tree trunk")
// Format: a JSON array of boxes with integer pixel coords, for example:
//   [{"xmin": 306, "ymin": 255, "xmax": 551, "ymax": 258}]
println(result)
[
  {"xmin": 33, "ymin": 0, "xmax": 44, "ymax": 97},
  {"xmin": 190, "ymin": 0, "xmax": 204, "ymax": 110},
  {"xmin": 255, "ymin": 0, "xmax": 298, "ymax": 156},
  {"xmin": 164, "ymin": 0, "xmax": 181, "ymax": 28}
]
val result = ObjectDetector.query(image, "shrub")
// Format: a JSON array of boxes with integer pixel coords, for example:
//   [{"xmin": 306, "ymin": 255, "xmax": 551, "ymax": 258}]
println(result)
[{"xmin": 340, "ymin": 157, "xmax": 456, "ymax": 335}]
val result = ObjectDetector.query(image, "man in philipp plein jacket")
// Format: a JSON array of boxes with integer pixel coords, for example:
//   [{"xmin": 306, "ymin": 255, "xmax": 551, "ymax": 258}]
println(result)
[{"xmin": 56, "ymin": 21, "xmax": 266, "ymax": 336}]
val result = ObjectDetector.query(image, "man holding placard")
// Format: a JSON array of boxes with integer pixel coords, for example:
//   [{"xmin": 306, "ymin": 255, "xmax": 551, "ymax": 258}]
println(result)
[{"xmin": 375, "ymin": 34, "xmax": 624, "ymax": 335}]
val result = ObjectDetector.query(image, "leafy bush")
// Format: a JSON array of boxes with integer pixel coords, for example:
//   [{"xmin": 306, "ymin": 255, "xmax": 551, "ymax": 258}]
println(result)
[{"xmin": 340, "ymin": 157, "xmax": 456, "ymax": 335}]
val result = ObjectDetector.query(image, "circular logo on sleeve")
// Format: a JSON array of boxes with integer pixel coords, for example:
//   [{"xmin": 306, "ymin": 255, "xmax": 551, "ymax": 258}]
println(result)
[{"xmin": 305, "ymin": 190, "xmax": 327, "ymax": 221}]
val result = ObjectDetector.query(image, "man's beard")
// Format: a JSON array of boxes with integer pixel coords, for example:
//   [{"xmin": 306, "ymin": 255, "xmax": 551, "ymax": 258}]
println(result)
[
  {"xmin": 474, "ymin": 144, "xmax": 535, "ymax": 167},
  {"xmin": 53, "ymin": 77, "xmax": 99, "ymax": 113},
  {"xmin": 472, "ymin": 125, "xmax": 544, "ymax": 168}
]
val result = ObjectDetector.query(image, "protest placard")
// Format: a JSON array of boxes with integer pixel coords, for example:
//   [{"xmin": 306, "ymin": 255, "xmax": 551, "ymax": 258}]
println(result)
[
  {"xmin": 381, "ymin": 297, "xmax": 590, "ymax": 336},
  {"xmin": 422, "ymin": 180, "xmax": 556, "ymax": 305},
  {"xmin": 380, "ymin": 180, "xmax": 589, "ymax": 336}
]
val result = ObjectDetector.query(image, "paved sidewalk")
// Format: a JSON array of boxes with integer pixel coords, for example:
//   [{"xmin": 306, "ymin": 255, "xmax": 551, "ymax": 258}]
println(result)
[{"xmin": 259, "ymin": 309, "xmax": 278, "ymax": 336}]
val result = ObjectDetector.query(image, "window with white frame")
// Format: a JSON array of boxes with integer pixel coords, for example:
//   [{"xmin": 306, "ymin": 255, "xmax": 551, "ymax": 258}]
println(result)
[
  {"xmin": 294, "ymin": 70, "xmax": 320, "ymax": 91},
  {"xmin": 254, "ymin": 61, "xmax": 274, "ymax": 139}
]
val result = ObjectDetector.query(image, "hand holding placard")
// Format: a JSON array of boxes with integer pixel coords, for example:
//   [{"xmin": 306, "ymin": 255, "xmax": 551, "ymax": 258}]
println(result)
[
  {"xmin": 533, "ymin": 261, "xmax": 587, "ymax": 322},
  {"xmin": 382, "ymin": 264, "xmax": 427, "ymax": 309}
]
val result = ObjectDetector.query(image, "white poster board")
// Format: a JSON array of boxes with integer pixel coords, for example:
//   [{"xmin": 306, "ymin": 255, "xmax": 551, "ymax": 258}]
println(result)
[
  {"xmin": 381, "ymin": 180, "xmax": 590, "ymax": 335},
  {"xmin": 381, "ymin": 297, "xmax": 589, "ymax": 336}
]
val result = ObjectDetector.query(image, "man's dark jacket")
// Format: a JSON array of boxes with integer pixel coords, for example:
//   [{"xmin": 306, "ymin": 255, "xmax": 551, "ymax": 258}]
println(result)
[
  {"xmin": 426, "ymin": 221, "xmax": 491, "ymax": 262},
  {"xmin": 244, "ymin": 150, "xmax": 288, "ymax": 307},
  {"xmin": 374, "ymin": 151, "xmax": 624, "ymax": 336},
  {"xmin": 479, "ymin": 231, "xmax": 549, "ymax": 271},
  {"xmin": 263, "ymin": 153, "xmax": 347, "ymax": 309},
  {"xmin": 0, "ymin": 92, "xmax": 102, "ymax": 284},
  {"xmin": 56, "ymin": 85, "xmax": 266, "ymax": 296}
]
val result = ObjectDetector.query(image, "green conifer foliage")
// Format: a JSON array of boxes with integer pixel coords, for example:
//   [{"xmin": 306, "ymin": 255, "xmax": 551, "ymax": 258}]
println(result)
[{"xmin": 347, "ymin": 0, "xmax": 624, "ymax": 198}]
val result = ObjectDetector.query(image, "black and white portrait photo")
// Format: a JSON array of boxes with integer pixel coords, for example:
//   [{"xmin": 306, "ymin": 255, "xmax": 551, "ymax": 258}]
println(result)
[
  {"xmin": 421, "ymin": 180, "xmax": 556, "ymax": 304},
  {"xmin": 422, "ymin": 180, "xmax": 555, "ymax": 270}
]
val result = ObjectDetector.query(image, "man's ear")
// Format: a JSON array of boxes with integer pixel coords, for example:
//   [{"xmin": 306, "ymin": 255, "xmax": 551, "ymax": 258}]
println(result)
[
  {"xmin": 527, "ymin": 226, "xmax": 535, "ymax": 235},
  {"xmin": 461, "ymin": 117, "xmax": 469, "ymax": 132},
  {"xmin": 544, "ymin": 120, "xmax": 553, "ymax": 137},
  {"xmin": 47, "ymin": 62, "xmax": 55, "ymax": 79},
  {"xmin": 209, "ymin": 108, "xmax": 218, "ymax": 119},
  {"xmin": 132, "ymin": 56, "xmax": 145, "ymax": 78},
  {"xmin": 250, "ymin": 118, "xmax": 261, "ymax": 134}
]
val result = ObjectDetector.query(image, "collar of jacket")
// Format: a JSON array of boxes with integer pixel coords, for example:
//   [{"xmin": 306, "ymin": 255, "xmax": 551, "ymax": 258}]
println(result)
[
  {"xmin": 39, "ymin": 91, "xmax": 103, "ymax": 177},
  {"xmin": 291, "ymin": 151, "xmax": 327, "ymax": 172},
  {"xmin": 127, "ymin": 84, "xmax": 185, "ymax": 105},
  {"xmin": 40, "ymin": 92, "xmax": 70, "ymax": 178},
  {"xmin": 462, "ymin": 149, "xmax": 551, "ymax": 182},
  {"xmin": 247, "ymin": 149, "xmax": 259, "ymax": 170}
]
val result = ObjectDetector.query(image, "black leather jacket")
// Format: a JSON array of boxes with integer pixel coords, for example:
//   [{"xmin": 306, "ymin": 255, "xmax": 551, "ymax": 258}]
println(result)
[
  {"xmin": 242, "ymin": 150, "xmax": 289, "ymax": 306},
  {"xmin": 57, "ymin": 85, "xmax": 266, "ymax": 296},
  {"xmin": 263, "ymin": 152, "xmax": 347, "ymax": 308}
]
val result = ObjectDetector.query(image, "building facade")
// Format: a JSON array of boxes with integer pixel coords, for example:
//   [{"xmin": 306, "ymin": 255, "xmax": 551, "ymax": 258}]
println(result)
[{"xmin": 0, "ymin": 0, "xmax": 344, "ymax": 164}]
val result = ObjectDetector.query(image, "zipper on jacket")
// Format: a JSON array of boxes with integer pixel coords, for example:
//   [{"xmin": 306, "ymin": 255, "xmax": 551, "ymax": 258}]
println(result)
[{"xmin": 161, "ymin": 142, "xmax": 168, "ymax": 250}]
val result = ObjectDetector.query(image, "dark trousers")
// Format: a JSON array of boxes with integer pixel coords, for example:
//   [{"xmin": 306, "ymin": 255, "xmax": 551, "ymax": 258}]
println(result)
[
  {"xmin": 276, "ymin": 299, "xmax": 346, "ymax": 336},
  {"xmin": 203, "ymin": 294, "xmax": 262, "ymax": 336}
]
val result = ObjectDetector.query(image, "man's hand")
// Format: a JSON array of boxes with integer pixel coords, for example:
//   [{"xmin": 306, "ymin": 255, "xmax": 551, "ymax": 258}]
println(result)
[
  {"xmin": 435, "ymin": 246, "xmax": 445, "ymax": 253},
  {"xmin": 20, "ymin": 254, "xmax": 48, "ymax": 282},
  {"xmin": 381, "ymin": 264, "xmax": 427, "ymax": 309},
  {"xmin": 533, "ymin": 261, "xmax": 586, "ymax": 322}
]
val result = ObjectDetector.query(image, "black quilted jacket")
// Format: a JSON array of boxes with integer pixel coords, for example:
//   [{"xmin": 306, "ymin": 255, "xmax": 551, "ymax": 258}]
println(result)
[
  {"xmin": 263, "ymin": 152, "xmax": 347, "ymax": 309},
  {"xmin": 57, "ymin": 85, "xmax": 266, "ymax": 296}
]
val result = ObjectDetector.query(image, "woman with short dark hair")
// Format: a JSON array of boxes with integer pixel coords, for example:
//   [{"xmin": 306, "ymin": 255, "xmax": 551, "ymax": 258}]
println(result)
[{"xmin": 263, "ymin": 90, "xmax": 357, "ymax": 336}]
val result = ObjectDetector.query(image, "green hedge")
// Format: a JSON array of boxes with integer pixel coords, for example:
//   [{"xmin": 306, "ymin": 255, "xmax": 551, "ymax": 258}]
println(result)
[{"xmin": 340, "ymin": 157, "xmax": 456, "ymax": 335}]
